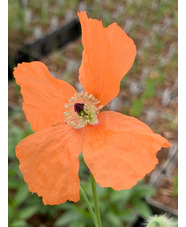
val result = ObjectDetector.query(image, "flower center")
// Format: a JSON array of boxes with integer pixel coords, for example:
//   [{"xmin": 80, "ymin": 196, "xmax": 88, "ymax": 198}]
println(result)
[
  {"xmin": 63, "ymin": 91, "xmax": 103, "ymax": 129},
  {"xmin": 74, "ymin": 103, "xmax": 85, "ymax": 114}
]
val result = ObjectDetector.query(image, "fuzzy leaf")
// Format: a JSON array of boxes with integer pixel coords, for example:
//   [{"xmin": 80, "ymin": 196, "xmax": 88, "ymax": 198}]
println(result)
[
  {"xmin": 19, "ymin": 205, "xmax": 40, "ymax": 219},
  {"xmin": 134, "ymin": 199, "xmax": 152, "ymax": 218},
  {"xmin": 55, "ymin": 211, "xmax": 81, "ymax": 226}
]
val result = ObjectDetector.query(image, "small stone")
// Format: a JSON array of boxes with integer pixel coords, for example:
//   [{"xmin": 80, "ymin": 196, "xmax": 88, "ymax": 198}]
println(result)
[
  {"xmin": 160, "ymin": 45, "xmax": 176, "ymax": 66},
  {"xmin": 168, "ymin": 45, "xmax": 176, "ymax": 58},
  {"xmin": 152, "ymin": 24, "xmax": 162, "ymax": 32},
  {"xmin": 129, "ymin": 81, "xmax": 141, "ymax": 95},
  {"xmin": 173, "ymin": 78, "xmax": 178, "ymax": 91},
  {"xmin": 160, "ymin": 57, "xmax": 169, "ymax": 67},
  {"xmin": 66, "ymin": 59, "xmax": 79, "ymax": 72},
  {"xmin": 141, "ymin": 68, "xmax": 149, "ymax": 83},
  {"xmin": 50, "ymin": 16, "xmax": 58, "ymax": 31},
  {"xmin": 141, "ymin": 37, "xmax": 151, "ymax": 49},
  {"xmin": 163, "ymin": 131, "xmax": 176, "ymax": 141},
  {"xmin": 109, "ymin": 97, "xmax": 122, "ymax": 111},
  {"xmin": 171, "ymin": 78, "xmax": 178, "ymax": 99},
  {"xmin": 65, "ymin": 9, "xmax": 74, "ymax": 22},
  {"xmin": 168, "ymin": 143, "xmax": 178, "ymax": 159},
  {"xmin": 78, "ymin": 2, "xmax": 86, "ymax": 11},
  {"xmin": 146, "ymin": 109, "xmax": 158, "ymax": 124},
  {"xmin": 124, "ymin": 19, "xmax": 133, "ymax": 34},
  {"xmin": 20, "ymin": 0, "xmax": 28, "ymax": 7},
  {"xmin": 126, "ymin": 0, "xmax": 133, "ymax": 3},
  {"xmin": 115, "ymin": 3, "xmax": 125, "ymax": 15},
  {"xmin": 58, "ymin": 0, "xmax": 65, "ymax": 7},
  {"xmin": 33, "ymin": 26, "xmax": 42, "ymax": 39},
  {"xmin": 151, "ymin": 1, "xmax": 158, "ymax": 10},
  {"xmin": 25, "ymin": 9, "xmax": 32, "ymax": 25},
  {"xmin": 163, "ymin": 17, "xmax": 173, "ymax": 31},
  {"xmin": 162, "ymin": 89, "xmax": 171, "ymax": 106}
]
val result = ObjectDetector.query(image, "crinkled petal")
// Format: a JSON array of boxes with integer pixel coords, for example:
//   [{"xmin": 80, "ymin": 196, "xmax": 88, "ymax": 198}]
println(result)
[
  {"xmin": 13, "ymin": 61, "xmax": 77, "ymax": 132},
  {"xmin": 83, "ymin": 111, "xmax": 170, "ymax": 190},
  {"xmin": 78, "ymin": 11, "xmax": 136, "ymax": 106},
  {"xmin": 16, "ymin": 122, "xmax": 85, "ymax": 205}
]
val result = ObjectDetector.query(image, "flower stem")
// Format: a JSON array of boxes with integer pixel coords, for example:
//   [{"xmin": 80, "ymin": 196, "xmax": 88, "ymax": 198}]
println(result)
[
  {"xmin": 90, "ymin": 173, "xmax": 102, "ymax": 227},
  {"xmin": 80, "ymin": 186, "xmax": 97, "ymax": 226}
]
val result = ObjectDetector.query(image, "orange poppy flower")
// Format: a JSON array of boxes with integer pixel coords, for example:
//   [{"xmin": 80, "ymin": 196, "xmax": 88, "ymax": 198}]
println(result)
[{"xmin": 13, "ymin": 11, "xmax": 170, "ymax": 205}]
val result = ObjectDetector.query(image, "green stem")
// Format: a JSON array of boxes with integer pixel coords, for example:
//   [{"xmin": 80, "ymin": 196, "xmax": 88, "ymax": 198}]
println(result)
[
  {"xmin": 90, "ymin": 174, "xmax": 102, "ymax": 227},
  {"xmin": 80, "ymin": 186, "xmax": 97, "ymax": 226}
]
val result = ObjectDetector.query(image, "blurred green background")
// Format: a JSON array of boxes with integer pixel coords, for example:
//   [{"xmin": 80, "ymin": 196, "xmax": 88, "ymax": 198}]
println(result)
[{"xmin": 8, "ymin": 0, "xmax": 178, "ymax": 226}]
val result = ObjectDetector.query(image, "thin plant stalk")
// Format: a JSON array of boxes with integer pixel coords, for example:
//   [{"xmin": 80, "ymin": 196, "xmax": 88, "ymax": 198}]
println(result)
[
  {"xmin": 90, "ymin": 173, "xmax": 102, "ymax": 227},
  {"xmin": 80, "ymin": 186, "xmax": 97, "ymax": 226}
]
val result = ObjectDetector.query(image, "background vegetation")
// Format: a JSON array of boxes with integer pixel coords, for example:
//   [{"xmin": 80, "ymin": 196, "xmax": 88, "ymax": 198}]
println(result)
[{"xmin": 8, "ymin": 0, "xmax": 178, "ymax": 226}]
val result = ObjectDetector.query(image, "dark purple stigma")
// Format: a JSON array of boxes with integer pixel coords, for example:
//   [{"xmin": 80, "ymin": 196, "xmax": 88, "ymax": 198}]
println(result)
[{"xmin": 74, "ymin": 103, "xmax": 84, "ymax": 114}]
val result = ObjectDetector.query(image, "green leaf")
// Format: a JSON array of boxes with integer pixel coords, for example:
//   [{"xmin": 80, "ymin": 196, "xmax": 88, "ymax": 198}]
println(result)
[
  {"xmin": 38, "ymin": 204, "xmax": 58, "ymax": 218},
  {"xmin": 8, "ymin": 125, "xmax": 24, "ymax": 159},
  {"xmin": 131, "ymin": 98, "xmax": 143, "ymax": 117},
  {"xmin": 172, "ymin": 218, "xmax": 178, "ymax": 227},
  {"xmin": 120, "ymin": 209, "xmax": 137, "ymax": 223},
  {"xmin": 173, "ymin": 172, "xmax": 178, "ymax": 197},
  {"xmin": 55, "ymin": 211, "xmax": 81, "ymax": 226},
  {"xmin": 134, "ymin": 199, "xmax": 152, "ymax": 219},
  {"xmin": 11, "ymin": 219, "xmax": 28, "ymax": 227},
  {"xmin": 105, "ymin": 212, "xmax": 122, "ymax": 226},
  {"xmin": 19, "ymin": 205, "xmax": 40, "ymax": 220},
  {"xmin": 132, "ymin": 184, "xmax": 155, "ymax": 198},
  {"xmin": 69, "ymin": 221, "xmax": 86, "ymax": 227},
  {"xmin": 156, "ymin": 72, "xmax": 166, "ymax": 85},
  {"xmin": 8, "ymin": 204, "xmax": 15, "ymax": 221},
  {"xmin": 8, "ymin": 162, "xmax": 19, "ymax": 177},
  {"xmin": 55, "ymin": 202, "xmax": 76, "ymax": 211},
  {"xmin": 111, "ymin": 190, "xmax": 131, "ymax": 204},
  {"xmin": 23, "ymin": 123, "xmax": 34, "ymax": 137},
  {"xmin": 14, "ymin": 184, "xmax": 29, "ymax": 206},
  {"xmin": 144, "ymin": 77, "xmax": 156, "ymax": 98},
  {"xmin": 8, "ymin": 178, "xmax": 20, "ymax": 189},
  {"xmin": 70, "ymin": 204, "xmax": 90, "ymax": 218}
]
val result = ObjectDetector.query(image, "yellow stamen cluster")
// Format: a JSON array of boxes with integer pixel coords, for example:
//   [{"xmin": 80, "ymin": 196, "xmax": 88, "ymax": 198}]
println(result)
[{"xmin": 63, "ymin": 91, "xmax": 103, "ymax": 129}]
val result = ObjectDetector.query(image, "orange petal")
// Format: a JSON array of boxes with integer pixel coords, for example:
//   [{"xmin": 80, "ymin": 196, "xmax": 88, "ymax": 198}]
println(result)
[
  {"xmin": 16, "ymin": 122, "xmax": 85, "ymax": 205},
  {"xmin": 78, "ymin": 11, "xmax": 136, "ymax": 106},
  {"xmin": 13, "ymin": 61, "xmax": 77, "ymax": 132},
  {"xmin": 83, "ymin": 111, "xmax": 170, "ymax": 190}
]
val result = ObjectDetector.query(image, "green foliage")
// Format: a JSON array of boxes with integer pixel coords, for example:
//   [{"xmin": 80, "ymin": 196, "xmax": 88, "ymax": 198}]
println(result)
[
  {"xmin": 8, "ymin": 111, "xmax": 33, "ymax": 160},
  {"xmin": 120, "ymin": 74, "xmax": 128, "ymax": 89},
  {"xmin": 19, "ymin": 205, "xmax": 40, "ymax": 220},
  {"xmin": 8, "ymin": 0, "xmax": 177, "ymax": 225},
  {"xmin": 55, "ymin": 211, "xmax": 83, "ymax": 226},
  {"xmin": 131, "ymin": 98, "xmax": 143, "ymax": 117},
  {"xmin": 41, "ymin": 0, "xmax": 49, "ymax": 26},
  {"xmin": 54, "ymin": 180, "xmax": 156, "ymax": 227},
  {"xmin": 156, "ymin": 72, "xmax": 166, "ymax": 85},
  {"xmin": 173, "ymin": 172, "xmax": 178, "ymax": 198},
  {"xmin": 133, "ymin": 199, "xmax": 152, "ymax": 219},
  {"xmin": 143, "ymin": 77, "xmax": 156, "ymax": 99},
  {"xmin": 173, "ymin": 218, "xmax": 178, "ymax": 227},
  {"xmin": 75, "ymin": 44, "xmax": 83, "ymax": 57},
  {"xmin": 145, "ymin": 214, "xmax": 178, "ymax": 227},
  {"xmin": 10, "ymin": 219, "xmax": 30, "ymax": 227},
  {"xmin": 8, "ymin": 107, "xmax": 156, "ymax": 226},
  {"xmin": 130, "ymin": 71, "xmax": 166, "ymax": 117}
]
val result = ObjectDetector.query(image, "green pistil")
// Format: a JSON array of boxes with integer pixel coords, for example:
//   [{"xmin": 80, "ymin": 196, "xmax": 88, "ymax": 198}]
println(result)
[
  {"xmin": 81, "ymin": 110, "xmax": 95, "ymax": 122},
  {"xmin": 88, "ymin": 113, "xmax": 93, "ymax": 121},
  {"xmin": 80, "ymin": 110, "xmax": 89, "ymax": 117}
]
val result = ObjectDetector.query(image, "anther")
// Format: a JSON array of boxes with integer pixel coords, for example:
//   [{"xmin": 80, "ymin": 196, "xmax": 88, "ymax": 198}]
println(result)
[
  {"xmin": 74, "ymin": 103, "xmax": 85, "ymax": 114},
  {"xmin": 63, "ymin": 92, "xmax": 102, "ymax": 129}
]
